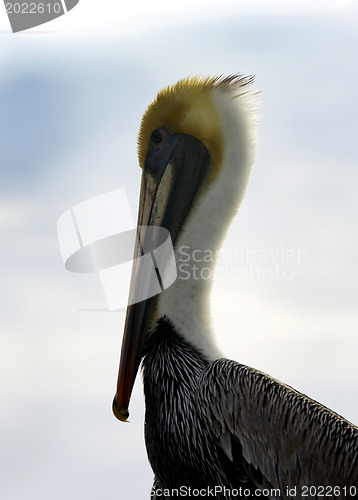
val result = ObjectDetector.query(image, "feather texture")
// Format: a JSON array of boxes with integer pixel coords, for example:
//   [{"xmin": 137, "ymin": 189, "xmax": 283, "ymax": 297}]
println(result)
[{"xmin": 197, "ymin": 359, "xmax": 358, "ymax": 496}]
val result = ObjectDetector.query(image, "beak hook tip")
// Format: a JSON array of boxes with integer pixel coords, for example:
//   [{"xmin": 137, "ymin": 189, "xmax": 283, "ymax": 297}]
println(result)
[{"xmin": 112, "ymin": 395, "xmax": 130, "ymax": 422}]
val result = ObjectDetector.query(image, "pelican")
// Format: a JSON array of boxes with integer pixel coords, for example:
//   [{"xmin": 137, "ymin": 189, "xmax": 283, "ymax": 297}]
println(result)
[{"xmin": 113, "ymin": 75, "xmax": 358, "ymax": 498}]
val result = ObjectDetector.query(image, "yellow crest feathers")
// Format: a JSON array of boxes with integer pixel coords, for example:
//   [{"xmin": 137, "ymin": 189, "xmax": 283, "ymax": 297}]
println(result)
[{"xmin": 137, "ymin": 75, "xmax": 254, "ymax": 173}]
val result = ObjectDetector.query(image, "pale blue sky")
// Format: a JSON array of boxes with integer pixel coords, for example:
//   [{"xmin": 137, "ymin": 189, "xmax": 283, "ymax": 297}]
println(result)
[{"xmin": 1, "ymin": 5, "xmax": 358, "ymax": 499}]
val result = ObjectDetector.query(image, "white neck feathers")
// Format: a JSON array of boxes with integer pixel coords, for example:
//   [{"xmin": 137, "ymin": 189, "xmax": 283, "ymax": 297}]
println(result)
[{"xmin": 155, "ymin": 79, "xmax": 257, "ymax": 360}]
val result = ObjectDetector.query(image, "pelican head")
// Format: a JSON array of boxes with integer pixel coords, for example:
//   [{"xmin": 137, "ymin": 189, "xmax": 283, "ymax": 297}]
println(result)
[{"xmin": 113, "ymin": 75, "xmax": 257, "ymax": 422}]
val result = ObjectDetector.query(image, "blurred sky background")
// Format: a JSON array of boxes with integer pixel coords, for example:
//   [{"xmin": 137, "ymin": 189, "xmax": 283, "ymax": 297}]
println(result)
[{"xmin": 1, "ymin": 1, "xmax": 358, "ymax": 498}]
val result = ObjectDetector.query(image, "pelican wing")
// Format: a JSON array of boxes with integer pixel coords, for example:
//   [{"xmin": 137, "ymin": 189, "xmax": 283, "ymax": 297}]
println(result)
[{"xmin": 196, "ymin": 359, "xmax": 358, "ymax": 493}]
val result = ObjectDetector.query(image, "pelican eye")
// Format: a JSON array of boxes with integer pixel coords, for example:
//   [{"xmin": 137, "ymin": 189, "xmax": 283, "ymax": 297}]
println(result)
[{"xmin": 151, "ymin": 129, "xmax": 163, "ymax": 145}]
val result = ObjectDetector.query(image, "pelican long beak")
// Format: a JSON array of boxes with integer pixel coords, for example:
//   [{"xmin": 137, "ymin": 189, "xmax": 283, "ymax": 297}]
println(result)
[{"xmin": 112, "ymin": 131, "xmax": 210, "ymax": 422}]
